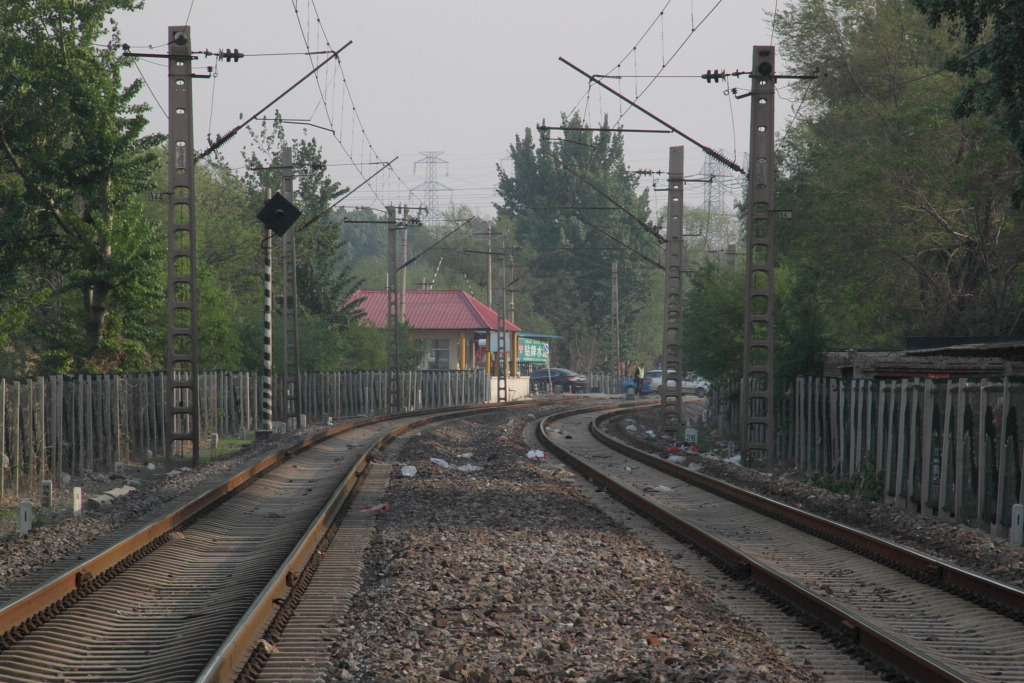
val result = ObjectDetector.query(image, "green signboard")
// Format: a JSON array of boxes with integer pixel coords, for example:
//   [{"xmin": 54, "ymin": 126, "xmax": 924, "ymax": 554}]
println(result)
[{"xmin": 518, "ymin": 337, "xmax": 549, "ymax": 364}]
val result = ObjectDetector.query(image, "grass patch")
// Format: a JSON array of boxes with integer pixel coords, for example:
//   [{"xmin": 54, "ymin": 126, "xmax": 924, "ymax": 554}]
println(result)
[{"xmin": 807, "ymin": 454, "xmax": 885, "ymax": 502}]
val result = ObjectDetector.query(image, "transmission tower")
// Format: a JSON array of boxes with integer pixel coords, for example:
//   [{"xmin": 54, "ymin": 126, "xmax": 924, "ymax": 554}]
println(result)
[
  {"xmin": 700, "ymin": 152, "xmax": 731, "ymax": 217},
  {"xmin": 411, "ymin": 151, "xmax": 453, "ymax": 224}
]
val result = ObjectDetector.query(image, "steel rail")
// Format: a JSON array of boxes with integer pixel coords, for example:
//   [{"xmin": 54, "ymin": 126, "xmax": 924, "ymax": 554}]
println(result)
[
  {"xmin": 589, "ymin": 405, "xmax": 1024, "ymax": 620},
  {"xmin": 196, "ymin": 401, "xmax": 510, "ymax": 681},
  {"xmin": 0, "ymin": 399, "xmax": 570, "ymax": 663},
  {"xmin": 536, "ymin": 405, "xmax": 1023, "ymax": 683}
]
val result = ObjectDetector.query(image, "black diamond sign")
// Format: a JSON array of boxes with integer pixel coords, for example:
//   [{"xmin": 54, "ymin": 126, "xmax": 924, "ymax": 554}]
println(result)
[{"xmin": 256, "ymin": 192, "xmax": 301, "ymax": 236}]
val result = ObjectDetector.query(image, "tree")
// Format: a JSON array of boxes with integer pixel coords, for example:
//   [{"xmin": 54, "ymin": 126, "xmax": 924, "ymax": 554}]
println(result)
[
  {"xmin": 773, "ymin": 0, "xmax": 1024, "ymax": 341},
  {"xmin": 0, "ymin": 1, "xmax": 164, "ymax": 372},
  {"xmin": 496, "ymin": 113, "xmax": 658, "ymax": 372},
  {"xmin": 911, "ymin": 0, "xmax": 1024, "ymax": 206},
  {"xmin": 241, "ymin": 117, "xmax": 364, "ymax": 370}
]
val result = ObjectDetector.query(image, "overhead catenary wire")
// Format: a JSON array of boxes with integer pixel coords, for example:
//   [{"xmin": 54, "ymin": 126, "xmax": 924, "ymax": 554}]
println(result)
[{"xmin": 291, "ymin": 0, "xmax": 427, "ymax": 212}]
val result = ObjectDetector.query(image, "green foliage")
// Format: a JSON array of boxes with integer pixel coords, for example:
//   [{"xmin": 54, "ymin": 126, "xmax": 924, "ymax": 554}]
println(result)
[
  {"xmin": 680, "ymin": 262, "xmax": 746, "ymax": 381},
  {"xmin": 496, "ymin": 113, "xmax": 657, "ymax": 373},
  {"xmin": 242, "ymin": 117, "xmax": 364, "ymax": 332},
  {"xmin": 774, "ymin": 0, "xmax": 1024, "ymax": 340},
  {"xmin": 807, "ymin": 454, "xmax": 886, "ymax": 502},
  {"xmin": 912, "ymin": 0, "xmax": 1024, "ymax": 206},
  {"xmin": 0, "ymin": 0, "xmax": 164, "ymax": 373},
  {"xmin": 681, "ymin": 260, "xmax": 833, "ymax": 389}
]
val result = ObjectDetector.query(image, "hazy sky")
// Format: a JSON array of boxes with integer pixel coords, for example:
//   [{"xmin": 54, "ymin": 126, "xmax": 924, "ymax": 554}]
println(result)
[{"xmin": 114, "ymin": 1, "xmax": 784, "ymax": 219}]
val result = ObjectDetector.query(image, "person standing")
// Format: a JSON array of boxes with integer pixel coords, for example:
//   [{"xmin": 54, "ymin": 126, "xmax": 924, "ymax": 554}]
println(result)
[{"xmin": 638, "ymin": 363, "xmax": 645, "ymax": 393}]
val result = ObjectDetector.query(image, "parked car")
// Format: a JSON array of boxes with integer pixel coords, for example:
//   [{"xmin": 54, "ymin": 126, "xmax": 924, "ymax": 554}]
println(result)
[
  {"xmin": 621, "ymin": 369, "xmax": 663, "ymax": 395},
  {"xmin": 662, "ymin": 372, "xmax": 710, "ymax": 398},
  {"xmin": 622, "ymin": 370, "xmax": 710, "ymax": 398},
  {"xmin": 529, "ymin": 368, "xmax": 589, "ymax": 394}
]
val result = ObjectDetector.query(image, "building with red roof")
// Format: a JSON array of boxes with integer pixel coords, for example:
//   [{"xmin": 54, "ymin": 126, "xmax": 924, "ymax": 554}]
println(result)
[{"xmin": 350, "ymin": 289, "xmax": 523, "ymax": 373}]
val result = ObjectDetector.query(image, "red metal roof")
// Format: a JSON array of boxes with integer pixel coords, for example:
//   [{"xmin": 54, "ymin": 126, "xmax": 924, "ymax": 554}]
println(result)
[{"xmin": 350, "ymin": 289, "xmax": 521, "ymax": 332}]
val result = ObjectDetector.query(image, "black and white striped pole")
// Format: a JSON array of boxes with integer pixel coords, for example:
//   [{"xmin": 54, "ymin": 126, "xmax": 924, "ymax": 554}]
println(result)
[
  {"xmin": 259, "ymin": 207, "xmax": 273, "ymax": 437},
  {"xmin": 255, "ymin": 191, "xmax": 301, "ymax": 439}
]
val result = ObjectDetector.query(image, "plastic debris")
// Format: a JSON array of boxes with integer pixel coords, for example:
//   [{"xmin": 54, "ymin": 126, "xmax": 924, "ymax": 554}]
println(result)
[
  {"xmin": 400, "ymin": 465, "xmax": 417, "ymax": 477},
  {"xmin": 360, "ymin": 502, "xmax": 390, "ymax": 513},
  {"xmin": 457, "ymin": 452, "xmax": 474, "ymax": 459},
  {"xmin": 645, "ymin": 429, "xmax": 657, "ymax": 438},
  {"xmin": 625, "ymin": 424, "xmax": 638, "ymax": 431},
  {"xmin": 430, "ymin": 458, "xmax": 452, "ymax": 469},
  {"xmin": 644, "ymin": 484, "xmax": 674, "ymax": 493},
  {"xmin": 456, "ymin": 464, "xmax": 483, "ymax": 472},
  {"xmin": 667, "ymin": 455, "xmax": 688, "ymax": 465},
  {"xmin": 526, "ymin": 449, "xmax": 546, "ymax": 460}
]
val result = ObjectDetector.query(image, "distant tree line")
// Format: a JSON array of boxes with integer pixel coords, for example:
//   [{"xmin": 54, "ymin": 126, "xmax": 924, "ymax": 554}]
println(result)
[{"xmin": 8, "ymin": 0, "xmax": 1019, "ymax": 395}]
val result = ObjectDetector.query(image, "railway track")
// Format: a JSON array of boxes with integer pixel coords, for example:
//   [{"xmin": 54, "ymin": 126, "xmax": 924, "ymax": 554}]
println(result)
[
  {"xmin": 0, "ymin": 401, "xmax": 536, "ymax": 682},
  {"xmin": 538, "ymin": 404, "xmax": 1024, "ymax": 683}
]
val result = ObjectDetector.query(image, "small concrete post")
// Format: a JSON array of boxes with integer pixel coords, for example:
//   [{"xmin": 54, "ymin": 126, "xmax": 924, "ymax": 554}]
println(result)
[
  {"xmin": 72, "ymin": 487, "xmax": 83, "ymax": 517},
  {"xmin": 210, "ymin": 433, "xmax": 219, "ymax": 450},
  {"xmin": 114, "ymin": 461, "xmax": 124, "ymax": 476},
  {"xmin": 40, "ymin": 480, "xmax": 52, "ymax": 508},
  {"xmin": 1011, "ymin": 504, "xmax": 1024, "ymax": 548},
  {"xmin": 19, "ymin": 500, "xmax": 32, "ymax": 536}
]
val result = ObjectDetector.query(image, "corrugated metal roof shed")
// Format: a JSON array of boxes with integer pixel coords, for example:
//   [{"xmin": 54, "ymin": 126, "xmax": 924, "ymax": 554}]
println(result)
[{"xmin": 350, "ymin": 289, "xmax": 522, "ymax": 332}]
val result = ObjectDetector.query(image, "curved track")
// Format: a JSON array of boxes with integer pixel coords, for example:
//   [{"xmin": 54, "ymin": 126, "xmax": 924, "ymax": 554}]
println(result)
[
  {"xmin": 538, "ymin": 404, "xmax": 1024, "ymax": 683},
  {"xmin": 0, "ymin": 403, "xmax": 512, "ymax": 682}
]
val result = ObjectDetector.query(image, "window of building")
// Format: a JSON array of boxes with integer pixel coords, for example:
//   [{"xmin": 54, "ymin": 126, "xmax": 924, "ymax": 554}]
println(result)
[{"xmin": 427, "ymin": 338, "xmax": 450, "ymax": 369}]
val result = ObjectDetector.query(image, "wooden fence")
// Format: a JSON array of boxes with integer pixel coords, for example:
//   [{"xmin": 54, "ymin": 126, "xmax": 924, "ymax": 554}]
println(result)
[
  {"xmin": 708, "ymin": 376, "xmax": 1024, "ymax": 536},
  {"xmin": 0, "ymin": 369, "xmax": 488, "ymax": 498}
]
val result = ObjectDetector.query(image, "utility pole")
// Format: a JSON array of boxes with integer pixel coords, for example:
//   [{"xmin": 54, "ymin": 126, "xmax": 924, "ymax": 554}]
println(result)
[
  {"xmin": 401, "ymin": 206, "xmax": 409, "ymax": 321},
  {"xmin": 165, "ymin": 26, "xmax": 200, "ymax": 467},
  {"xmin": 281, "ymin": 146, "xmax": 302, "ymax": 429},
  {"xmin": 259, "ymin": 191, "xmax": 273, "ymax": 437},
  {"xmin": 386, "ymin": 206, "xmax": 401, "ymax": 414},
  {"xmin": 660, "ymin": 146, "xmax": 685, "ymax": 438},
  {"xmin": 611, "ymin": 261, "xmax": 620, "ymax": 378},
  {"xmin": 740, "ymin": 46, "xmax": 777, "ymax": 469},
  {"xmin": 486, "ymin": 225, "xmax": 493, "ymax": 309},
  {"xmin": 496, "ymin": 243, "xmax": 508, "ymax": 402}
]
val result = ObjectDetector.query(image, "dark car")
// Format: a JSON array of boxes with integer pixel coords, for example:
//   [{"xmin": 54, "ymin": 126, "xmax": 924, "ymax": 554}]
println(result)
[{"xmin": 529, "ymin": 368, "xmax": 588, "ymax": 394}]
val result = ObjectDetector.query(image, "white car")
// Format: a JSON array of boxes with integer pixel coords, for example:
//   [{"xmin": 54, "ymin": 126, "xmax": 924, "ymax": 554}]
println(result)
[{"xmin": 661, "ymin": 372, "xmax": 710, "ymax": 398}]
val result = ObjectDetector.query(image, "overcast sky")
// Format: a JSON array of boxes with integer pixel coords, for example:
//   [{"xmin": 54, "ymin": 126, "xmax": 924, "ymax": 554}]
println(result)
[{"xmin": 114, "ymin": 1, "xmax": 784, "ymax": 219}]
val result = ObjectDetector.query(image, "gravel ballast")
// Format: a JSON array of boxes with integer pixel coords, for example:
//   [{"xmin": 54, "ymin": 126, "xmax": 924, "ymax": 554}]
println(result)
[{"xmin": 0, "ymin": 400, "xmax": 1021, "ymax": 681}]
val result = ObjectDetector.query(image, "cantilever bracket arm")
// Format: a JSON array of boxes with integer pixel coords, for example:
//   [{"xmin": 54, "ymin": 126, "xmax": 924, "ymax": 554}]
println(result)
[
  {"xmin": 197, "ymin": 41, "xmax": 353, "ymax": 161},
  {"xmin": 545, "ymin": 151, "xmax": 666, "ymax": 244},
  {"xmin": 559, "ymin": 56, "xmax": 746, "ymax": 177}
]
